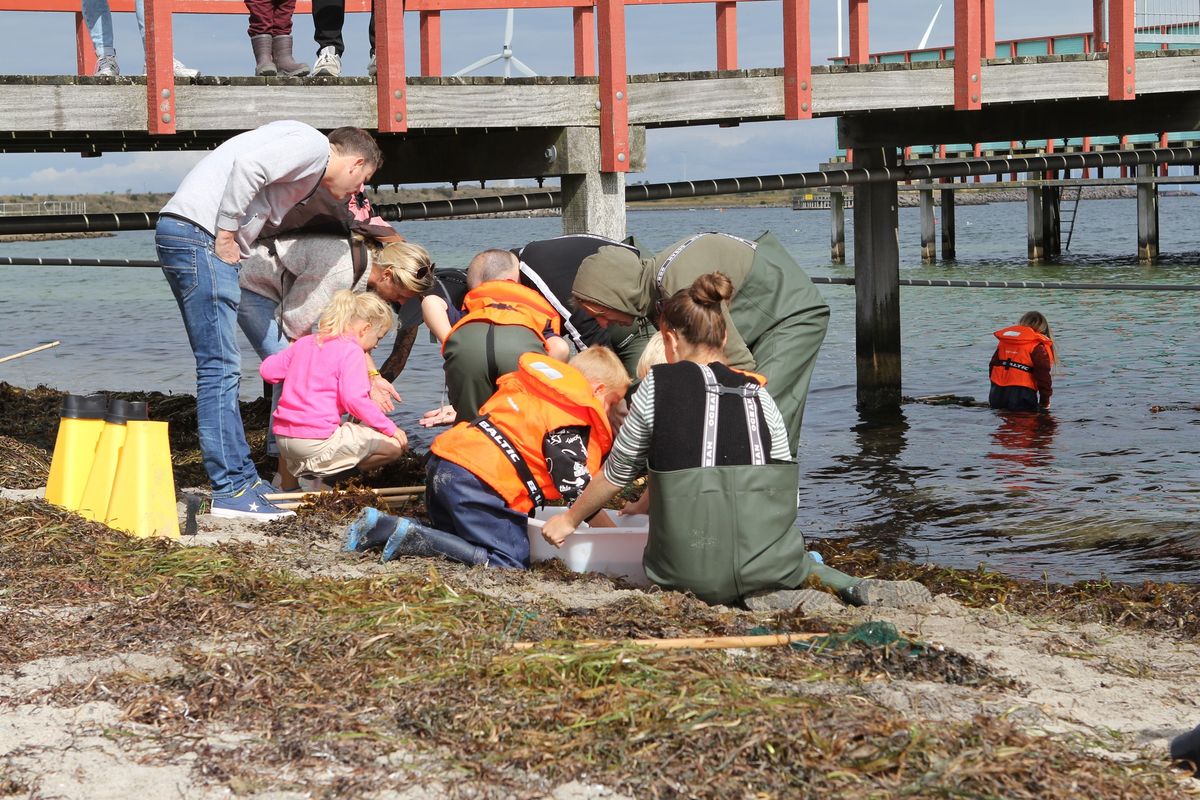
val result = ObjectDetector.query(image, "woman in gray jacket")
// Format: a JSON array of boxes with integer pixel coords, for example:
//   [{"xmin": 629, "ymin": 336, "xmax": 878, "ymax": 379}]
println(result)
[{"xmin": 238, "ymin": 236, "xmax": 434, "ymax": 487}]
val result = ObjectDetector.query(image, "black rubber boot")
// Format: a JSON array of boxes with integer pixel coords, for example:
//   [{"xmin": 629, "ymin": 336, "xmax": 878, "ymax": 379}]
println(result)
[
  {"xmin": 1170, "ymin": 723, "xmax": 1200, "ymax": 776},
  {"xmin": 382, "ymin": 517, "xmax": 488, "ymax": 566}
]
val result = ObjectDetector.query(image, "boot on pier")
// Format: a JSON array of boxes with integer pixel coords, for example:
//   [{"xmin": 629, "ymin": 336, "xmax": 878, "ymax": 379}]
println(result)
[
  {"xmin": 272, "ymin": 35, "xmax": 309, "ymax": 77},
  {"xmin": 251, "ymin": 34, "xmax": 276, "ymax": 76}
]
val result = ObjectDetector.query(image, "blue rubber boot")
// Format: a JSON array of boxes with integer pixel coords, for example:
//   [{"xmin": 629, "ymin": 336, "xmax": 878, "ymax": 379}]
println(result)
[
  {"xmin": 381, "ymin": 517, "xmax": 488, "ymax": 566},
  {"xmin": 344, "ymin": 507, "xmax": 399, "ymax": 552}
]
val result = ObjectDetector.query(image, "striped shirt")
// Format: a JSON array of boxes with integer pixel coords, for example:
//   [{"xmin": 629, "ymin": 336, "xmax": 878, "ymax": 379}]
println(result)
[{"xmin": 602, "ymin": 368, "xmax": 794, "ymax": 486}]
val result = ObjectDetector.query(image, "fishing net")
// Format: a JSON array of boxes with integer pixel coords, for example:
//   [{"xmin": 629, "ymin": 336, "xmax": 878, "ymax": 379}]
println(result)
[{"xmin": 751, "ymin": 621, "xmax": 930, "ymax": 655}]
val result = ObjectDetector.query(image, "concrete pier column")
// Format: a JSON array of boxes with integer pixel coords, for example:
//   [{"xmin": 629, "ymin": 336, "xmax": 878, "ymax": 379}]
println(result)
[
  {"xmin": 561, "ymin": 171, "xmax": 626, "ymax": 240},
  {"xmin": 919, "ymin": 189, "xmax": 936, "ymax": 262},
  {"xmin": 940, "ymin": 188, "xmax": 956, "ymax": 260},
  {"xmin": 830, "ymin": 191, "xmax": 846, "ymax": 263},
  {"xmin": 852, "ymin": 147, "xmax": 901, "ymax": 411},
  {"xmin": 1027, "ymin": 187, "xmax": 1046, "ymax": 262},
  {"xmin": 1137, "ymin": 163, "xmax": 1159, "ymax": 263}
]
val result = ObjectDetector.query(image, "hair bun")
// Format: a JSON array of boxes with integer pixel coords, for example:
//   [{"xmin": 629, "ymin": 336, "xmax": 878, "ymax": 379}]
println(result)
[{"xmin": 688, "ymin": 271, "xmax": 734, "ymax": 307}]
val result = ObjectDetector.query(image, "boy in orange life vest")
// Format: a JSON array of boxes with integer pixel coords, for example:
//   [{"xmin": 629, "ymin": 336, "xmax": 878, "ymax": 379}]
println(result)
[
  {"xmin": 439, "ymin": 249, "xmax": 571, "ymax": 423},
  {"xmin": 344, "ymin": 347, "xmax": 629, "ymax": 568},
  {"xmin": 989, "ymin": 311, "xmax": 1057, "ymax": 411}
]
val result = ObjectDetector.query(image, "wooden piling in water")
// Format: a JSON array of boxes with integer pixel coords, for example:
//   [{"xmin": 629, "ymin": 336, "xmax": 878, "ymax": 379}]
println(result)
[
  {"xmin": 1027, "ymin": 186, "xmax": 1047, "ymax": 262},
  {"xmin": 940, "ymin": 187, "xmax": 956, "ymax": 260},
  {"xmin": 1137, "ymin": 163, "xmax": 1159, "ymax": 263},
  {"xmin": 830, "ymin": 191, "xmax": 846, "ymax": 264},
  {"xmin": 919, "ymin": 189, "xmax": 936, "ymax": 263},
  {"xmin": 852, "ymin": 147, "xmax": 901, "ymax": 411}
]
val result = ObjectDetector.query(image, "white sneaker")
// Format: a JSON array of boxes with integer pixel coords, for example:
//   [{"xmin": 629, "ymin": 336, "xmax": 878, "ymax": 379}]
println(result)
[
  {"xmin": 310, "ymin": 46, "xmax": 341, "ymax": 77},
  {"xmin": 95, "ymin": 55, "xmax": 120, "ymax": 77},
  {"xmin": 173, "ymin": 58, "xmax": 199, "ymax": 78},
  {"xmin": 367, "ymin": 52, "xmax": 376, "ymax": 77}
]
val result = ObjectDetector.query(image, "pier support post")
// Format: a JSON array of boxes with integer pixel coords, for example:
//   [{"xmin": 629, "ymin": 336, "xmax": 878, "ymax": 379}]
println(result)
[
  {"xmin": 562, "ymin": 171, "xmax": 626, "ymax": 240},
  {"xmin": 852, "ymin": 147, "xmax": 901, "ymax": 411},
  {"xmin": 830, "ymin": 190, "xmax": 846, "ymax": 263},
  {"xmin": 1027, "ymin": 187, "xmax": 1046, "ymax": 262},
  {"xmin": 1046, "ymin": 186, "xmax": 1062, "ymax": 258},
  {"xmin": 940, "ymin": 187, "xmax": 956, "ymax": 260},
  {"xmin": 919, "ymin": 188, "xmax": 936, "ymax": 262},
  {"xmin": 1137, "ymin": 163, "xmax": 1159, "ymax": 263}
]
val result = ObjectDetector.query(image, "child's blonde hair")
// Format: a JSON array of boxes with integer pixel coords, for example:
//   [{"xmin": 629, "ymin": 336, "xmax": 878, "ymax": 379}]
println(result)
[
  {"xmin": 636, "ymin": 331, "xmax": 667, "ymax": 379},
  {"xmin": 570, "ymin": 346, "xmax": 630, "ymax": 398},
  {"xmin": 1018, "ymin": 310, "xmax": 1058, "ymax": 365},
  {"xmin": 371, "ymin": 240, "xmax": 436, "ymax": 294},
  {"xmin": 318, "ymin": 289, "xmax": 394, "ymax": 342}
]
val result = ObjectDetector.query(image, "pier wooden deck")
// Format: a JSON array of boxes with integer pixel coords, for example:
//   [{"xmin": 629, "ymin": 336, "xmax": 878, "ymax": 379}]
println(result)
[{"xmin": 5, "ymin": 50, "xmax": 1200, "ymax": 142}]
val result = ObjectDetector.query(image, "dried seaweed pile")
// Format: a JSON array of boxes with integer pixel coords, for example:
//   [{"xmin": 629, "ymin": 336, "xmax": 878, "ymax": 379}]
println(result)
[
  {"xmin": 1, "ymin": 499, "xmax": 1188, "ymax": 799},
  {"xmin": 814, "ymin": 538, "xmax": 1200, "ymax": 641}
]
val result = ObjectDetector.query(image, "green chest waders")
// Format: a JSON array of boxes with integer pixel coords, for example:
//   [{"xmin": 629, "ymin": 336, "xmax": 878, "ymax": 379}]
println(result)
[{"xmin": 643, "ymin": 365, "xmax": 812, "ymax": 606}]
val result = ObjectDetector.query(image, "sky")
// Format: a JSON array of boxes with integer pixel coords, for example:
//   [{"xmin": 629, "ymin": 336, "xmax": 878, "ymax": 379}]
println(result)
[{"xmin": 0, "ymin": 1, "xmax": 1096, "ymax": 194}]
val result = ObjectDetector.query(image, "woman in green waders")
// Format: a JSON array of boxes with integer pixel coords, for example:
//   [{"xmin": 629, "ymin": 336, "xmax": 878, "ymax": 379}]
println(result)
[{"xmin": 541, "ymin": 272, "xmax": 930, "ymax": 608}]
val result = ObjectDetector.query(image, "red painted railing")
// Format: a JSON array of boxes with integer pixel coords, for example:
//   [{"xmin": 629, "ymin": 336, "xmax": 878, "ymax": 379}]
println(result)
[{"xmin": 3, "ymin": 0, "xmax": 1144, "ymax": 168}]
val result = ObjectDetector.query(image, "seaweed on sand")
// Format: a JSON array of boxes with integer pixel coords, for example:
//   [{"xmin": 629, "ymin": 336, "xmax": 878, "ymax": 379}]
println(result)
[
  {"xmin": 814, "ymin": 537, "xmax": 1200, "ymax": 641},
  {"xmin": 1, "ymin": 498, "xmax": 1189, "ymax": 799}
]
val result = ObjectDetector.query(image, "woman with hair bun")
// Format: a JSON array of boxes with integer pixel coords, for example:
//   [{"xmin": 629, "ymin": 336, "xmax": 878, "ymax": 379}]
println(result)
[{"xmin": 543, "ymin": 272, "xmax": 930, "ymax": 609}]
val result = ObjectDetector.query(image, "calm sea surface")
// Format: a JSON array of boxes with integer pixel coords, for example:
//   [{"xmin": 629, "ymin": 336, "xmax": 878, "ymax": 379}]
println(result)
[{"xmin": 2, "ymin": 199, "xmax": 1198, "ymax": 584}]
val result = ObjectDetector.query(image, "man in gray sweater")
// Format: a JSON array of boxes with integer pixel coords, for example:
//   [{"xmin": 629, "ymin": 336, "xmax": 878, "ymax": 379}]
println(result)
[{"xmin": 156, "ymin": 121, "xmax": 383, "ymax": 520}]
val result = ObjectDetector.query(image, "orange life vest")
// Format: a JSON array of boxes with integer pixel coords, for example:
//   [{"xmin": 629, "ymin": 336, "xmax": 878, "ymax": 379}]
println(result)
[
  {"xmin": 990, "ymin": 325, "xmax": 1054, "ymax": 391},
  {"xmin": 430, "ymin": 353, "xmax": 613, "ymax": 513},
  {"xmin": 441, "ymin": 280, "xmax": 562, "ymax": 354}
]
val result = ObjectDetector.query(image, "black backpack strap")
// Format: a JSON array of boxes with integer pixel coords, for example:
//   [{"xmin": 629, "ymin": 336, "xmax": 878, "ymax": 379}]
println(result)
[
  {"xmin": 485, "ymin": 324, "xmax": 500, "ymax": 388},
  {"xmin": 470, "ymin": 414, "xmax": 546, "ymax": 507}
]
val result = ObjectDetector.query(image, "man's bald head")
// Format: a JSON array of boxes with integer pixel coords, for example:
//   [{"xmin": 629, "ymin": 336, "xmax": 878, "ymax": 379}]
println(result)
[{"xmin": 466, "ymin": 249, "xmax": 520, "ymax": 289}]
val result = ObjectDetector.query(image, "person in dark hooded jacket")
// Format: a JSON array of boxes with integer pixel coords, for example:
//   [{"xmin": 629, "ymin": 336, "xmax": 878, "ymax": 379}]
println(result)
[{"xmin": 571, "ymin": 231, "xmax": 828, "ymax": 453}]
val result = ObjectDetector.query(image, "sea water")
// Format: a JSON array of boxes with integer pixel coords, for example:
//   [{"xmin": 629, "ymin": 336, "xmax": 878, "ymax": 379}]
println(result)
[{"xmin": 1, "ymin": 198, "xmax": 1197, "ymax": 584}]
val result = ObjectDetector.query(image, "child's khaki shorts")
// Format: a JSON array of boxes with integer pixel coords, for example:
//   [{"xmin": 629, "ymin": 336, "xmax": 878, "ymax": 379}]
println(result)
[{"xmin": 278, "ymin": 422, "xmax": 394, "ymax": 477}]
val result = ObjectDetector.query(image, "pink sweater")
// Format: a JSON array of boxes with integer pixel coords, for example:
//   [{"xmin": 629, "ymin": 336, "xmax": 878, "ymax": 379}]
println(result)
[{"xmin": 260, "ymin": 333, "xmax": 398, "ymax": 440}]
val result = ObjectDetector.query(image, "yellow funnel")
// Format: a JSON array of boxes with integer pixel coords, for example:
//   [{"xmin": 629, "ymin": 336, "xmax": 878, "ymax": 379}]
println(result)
[
  {"xmin": 45, "ymin": 394, "xmax": 108, "ymax": 510},
  {"xmin": 77, "ymin": 399, "xmax": 148, "ymax": 523},
  {"xmin": 105, "ymin": 419, "xmax": 179, "ymax": 539}
]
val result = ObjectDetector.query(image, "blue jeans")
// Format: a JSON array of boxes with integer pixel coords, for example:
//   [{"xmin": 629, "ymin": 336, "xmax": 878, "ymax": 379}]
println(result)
[
  {"xmin": 157, "ymin": 216, "xmax": 259, "ymax": 497},
  {"xmin": 237, "ymin": 289, "xmax": 289, "ymax": 458},
  {"xmin": 426, "ymin": 455, "xmax": 530, "ymax": 569},
  {"xmin": 81, "ymin": 0, "xmax": 147, "ymax": 58}
]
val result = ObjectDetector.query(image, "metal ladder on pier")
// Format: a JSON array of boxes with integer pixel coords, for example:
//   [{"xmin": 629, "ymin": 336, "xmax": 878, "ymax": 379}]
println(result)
[{"xmin": 1062, "ymin": 186, "xmax": 1084, "ymax": 251}]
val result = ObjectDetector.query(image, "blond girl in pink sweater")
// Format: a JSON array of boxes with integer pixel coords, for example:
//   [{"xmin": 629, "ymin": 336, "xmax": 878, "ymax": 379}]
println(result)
[{"xmin": 261, "ymin": 290, "xmax": 408, "ymax": 490}]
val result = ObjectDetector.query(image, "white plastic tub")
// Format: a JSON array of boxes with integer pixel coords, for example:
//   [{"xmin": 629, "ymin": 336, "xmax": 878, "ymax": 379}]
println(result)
[{"xmin": 527, "ymin": 506, "xmax": 650, "ymax": 586}]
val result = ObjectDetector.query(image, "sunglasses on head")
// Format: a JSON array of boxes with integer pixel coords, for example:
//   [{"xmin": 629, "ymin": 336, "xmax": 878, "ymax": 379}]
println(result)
[{"xmin": 414, "ymin": 263, "xmax": 434, "ymax": 280}]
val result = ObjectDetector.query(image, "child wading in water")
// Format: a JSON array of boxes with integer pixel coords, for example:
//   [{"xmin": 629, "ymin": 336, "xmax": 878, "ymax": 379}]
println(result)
[
  {"xmin": 260, "ymin": 290, "xmax": 408, "ymax": 490},
  {"xmin": 989, "ymin": 311, "xmax": 1057, "ymax": 411}
]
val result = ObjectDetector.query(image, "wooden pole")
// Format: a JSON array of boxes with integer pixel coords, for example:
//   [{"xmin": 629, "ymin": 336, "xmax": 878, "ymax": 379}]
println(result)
[
  {"xmin": 940, "ymin": 187, "xmax": 956, "ymax": 260},
  {"xmin": 919, "ymin": 188, "xmax": 936, "ymax": 262},
  {"xmin": 1027, "ymin": 186, "xmax": 1046, "ymax": 263},
  {"xmin": 830, "ymin": 191, "xmax": 846, "ymax": 264},
  {"xmin": 1137, "ymin": 163, "xmax": 1159, "ymax": 264},
  {"xmin": 262, "ymin": 485, "xmax": 425, "ymax": 502},
  {"xmin": 0, "ymin": 340, "xmax": 61, "ymax": 364},
  {"xmin": 852, "ymin": 147, "xmax": 901, "ymax": 411},
  {"xmin": 510, "ymin": 631, "xmax": 829, "ymax": 651}
]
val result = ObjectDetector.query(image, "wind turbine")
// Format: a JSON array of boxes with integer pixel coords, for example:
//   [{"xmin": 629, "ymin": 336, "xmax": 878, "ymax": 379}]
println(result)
[
  {"xmin": 453, "ymin": 9, "xmax": 538, "ymax": 78},
  {"xmin": 918, "ymin": 3, "xmax": 944, "ymax": 50}
]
